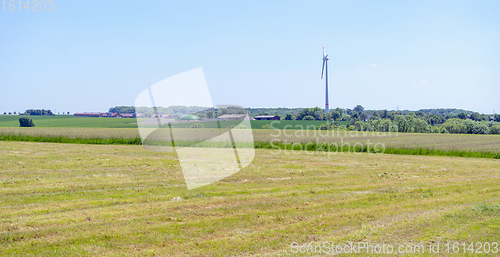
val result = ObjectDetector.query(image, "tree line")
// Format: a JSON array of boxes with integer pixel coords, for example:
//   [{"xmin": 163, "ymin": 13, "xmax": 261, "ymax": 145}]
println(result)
[
  {"xmin": 305, "ymin": 105, "xmax": 500, "ymax": 135},
  {"xmin": 21, "ymin": 109, "xmax": 54, "ymax": 116}
]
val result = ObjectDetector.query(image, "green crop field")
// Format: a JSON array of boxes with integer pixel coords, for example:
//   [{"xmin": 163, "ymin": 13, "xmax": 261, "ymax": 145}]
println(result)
[
  {"xmin": 0, "ymin": 116, "xmax": 142, "ymax": 128},
  {"xmin": 0, "ymin": 115, "xmax": 350, "ymax": 129},
  {"xmin": 1, "ymin": 141, "xmax": 499, "ymax": 255}
]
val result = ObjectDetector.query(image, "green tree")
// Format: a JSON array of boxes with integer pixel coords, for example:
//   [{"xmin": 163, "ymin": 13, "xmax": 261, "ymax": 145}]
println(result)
[
  {"xmin": 297, "ymin": 107, "xmax": 323, "ymax": 120},
  {"xmin": 463, "ymin": 119, "xmax": 477, "ymax": 134},
  {"xmin": 439, "ymin": 127, "xmax": 449, "ymax": 134},
  {"xmin": 331, "ymin": 111, "xmax": 341, "ymax": 121},
  {"xmin": 378, "ymin": 119, "xmax": 392, "ymax": 132},
  {"xmin": 427, "ymin": 115, "xmax": 442, "ymax": 125},
  {"xmin": 381, "ymin": 110, "xmax": 388, "ymax": 118},
  {"xmin": 412, "ymin": 118, "xmax": 431, "ymax": 133},
  {"xmin": 19, "ymin": 117, "xmax": 35, "ymax": 127},
  {"xmin": 333, "ymin": 108, "xmax": 343, "ymax": 116},
  {"xmin": 109, "ymin": 106, "xmax": 136, "ymax": 113},
  {"xmin": 442, "ymin": 119, "xmax": 467, "ymax": 134},
  {"xmin": 354, "ymin": 121, "xmax": 364, "ymax": 131},
  {"xmin": 353, "ymin": 105, "xmax": 364, "ymax": 113},
  {"xmin": 470, "ymin": 112, "xmax": 481, "ymax": 121},
  {"xmin": 24, "ymin": 109, "xmax": 54, "ymax": 116},
  {"xmin": 302, "ymin": 115, "xmax": 315, "ymax": 120},
  {"xmin": 393, "ymin": 115, "xmax": 409, "ymax": 132},
  {"xmin": 494, "ymin": 114, "xmax": 500, "ymax": 122},
  {"xmin": 490, "ymin": 125, "xmax": 500, "ymax": 134},
  {"xmin": 284, "ymin": 113, "xmax": 294, "ymax": 120},
  {"xmin": 471, "ymin": 123, "xmax": 489, "ymax": 134},
  {"xmin": 341, "ymin": 114, "xmax": 351, "ymax": 121},
  {"xmin": 457, "ymin": 113, "xmax": 467, "ymax": 120},
  {"xmin": 314, "ymin": 111, "xmax": 324, "ymax": 120}
]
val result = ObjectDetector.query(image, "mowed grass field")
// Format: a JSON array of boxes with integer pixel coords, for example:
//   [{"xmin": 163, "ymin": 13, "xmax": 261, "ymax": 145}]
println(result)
[{"xmin": 1, "ymin": 141, "xmax": 500, "ymax": 255}]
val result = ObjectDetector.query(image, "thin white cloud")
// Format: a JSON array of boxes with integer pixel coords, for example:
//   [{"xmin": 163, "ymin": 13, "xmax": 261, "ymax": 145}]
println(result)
[
  {"xmin": 412, "ymin": 80, "xmax": 429, "ymax": 87},
  {"xmin": 368, "ymin": 64, "xmax": 378, "ymax": 67}
]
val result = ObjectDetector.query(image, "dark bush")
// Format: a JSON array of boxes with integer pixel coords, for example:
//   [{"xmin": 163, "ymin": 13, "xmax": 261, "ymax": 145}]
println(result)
[
  {"xmin": 19, "ymin": 117, "xmax": 35, "ymax": 127},
  {"xmin": 490, "ymin": 125, "xmax": 500, "ymax": 135}
]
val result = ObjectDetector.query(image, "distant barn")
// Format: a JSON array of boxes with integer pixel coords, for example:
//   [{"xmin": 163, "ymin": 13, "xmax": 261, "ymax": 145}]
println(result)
[
  {"xmin": 74, "ymin": 112, "xmax": 136, "ymax": 118},
  {"xmin": 73, "ymin": 113, "xmax": 104, "ymax": 118},
  {"xmin": 217, "ymin": 114, "xmax": 255, "ymax": 121},
  {"xmin": 254, "ymin": 115, "xmax": 280, "ymax": 120},
  {"xmin": 112, "ymin": 113, "xmax": 136, "ymax": 118}
]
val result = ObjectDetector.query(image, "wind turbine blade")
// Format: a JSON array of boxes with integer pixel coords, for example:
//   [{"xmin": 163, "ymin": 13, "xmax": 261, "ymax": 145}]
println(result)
[
  {"xmin": 323, "ymin": 44, "xmax": 326, "ymax": 58},
  {"xmin": 321, "ymin": 60, "xmax": 325, "ymax": 79}
]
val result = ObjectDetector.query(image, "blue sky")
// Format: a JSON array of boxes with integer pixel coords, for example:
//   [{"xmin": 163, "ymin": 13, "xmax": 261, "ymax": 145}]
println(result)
[{"xmin": 1, "ymin": 0, "xmax": 499, "ymax": 114}]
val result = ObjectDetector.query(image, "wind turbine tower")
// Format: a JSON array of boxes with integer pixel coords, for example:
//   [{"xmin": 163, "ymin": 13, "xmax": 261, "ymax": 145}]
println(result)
[{"xmin": 321, "ymin": 44, "xmax": 329, "ymax": 113}]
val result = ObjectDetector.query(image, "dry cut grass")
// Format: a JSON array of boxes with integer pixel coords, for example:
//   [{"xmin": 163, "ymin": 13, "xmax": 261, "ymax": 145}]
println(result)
[{"xmin": 0, "ymin": 141, "xmax": 500, "ymax": 255}]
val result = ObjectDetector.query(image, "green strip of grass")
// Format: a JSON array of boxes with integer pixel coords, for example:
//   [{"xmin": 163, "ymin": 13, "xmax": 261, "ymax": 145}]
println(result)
[
  {"xmin": 254, "ymin": 141, "xmax": 500, "ymax": 159},
  {"xmin": 0, "ymin": 134, "xmax": 142, "ymax": 145},
  {"xmin": 1, "ymin": 134, "xmax": 499, "ymax": 159}
]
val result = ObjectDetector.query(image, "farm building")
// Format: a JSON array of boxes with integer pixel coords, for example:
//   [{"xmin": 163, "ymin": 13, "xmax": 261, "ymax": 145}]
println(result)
[
  {"xmin": 112, "ymin": 113, "xmax": 136, "ymax": 118},
  {"xmin": 254, "ymin": 115, "xmax": 280, "ymax": 120},
  {"xmin": 179, "ymin": 115, "xmax": 200, "ymax": 121},
  {"xmin": 74, "ymin": 113, "xmax": 105, "ymax": 118},
  {"xmin": 162, "ymin": 114, "xmax": 179, "ymax": 119},
  {"xmin": 217, "ymin": 114, "xmax": 254, "ymax": 121},
  {"xmin": 74, "ymin": 113, "xmax": 136, "ymax": 118}
]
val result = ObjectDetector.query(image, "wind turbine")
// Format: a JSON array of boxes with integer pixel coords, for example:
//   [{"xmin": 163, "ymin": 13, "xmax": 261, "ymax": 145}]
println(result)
[{"xmin": 321, "ymin": 44, "xmax": 329, "ymax": 113}]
